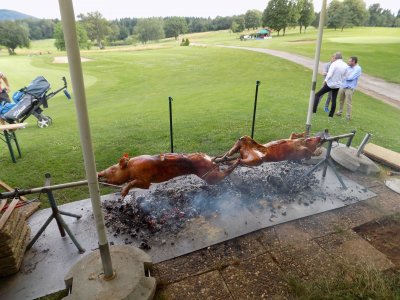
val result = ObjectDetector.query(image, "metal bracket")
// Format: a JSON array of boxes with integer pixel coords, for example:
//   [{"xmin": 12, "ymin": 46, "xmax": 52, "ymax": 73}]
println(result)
[
  {"xmin": 305, "ymin": 131, "xmax": 356, "ymax": 189},
  {"xmin": 26, "ymin": 173, "xmax": 85, "ymax": 253}
]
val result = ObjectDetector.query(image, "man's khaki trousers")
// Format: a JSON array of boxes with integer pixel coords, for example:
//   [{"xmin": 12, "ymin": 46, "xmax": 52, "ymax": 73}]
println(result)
[{"xmin": 337, "ymin": 88, "xmax": 354, "ymax": 120}]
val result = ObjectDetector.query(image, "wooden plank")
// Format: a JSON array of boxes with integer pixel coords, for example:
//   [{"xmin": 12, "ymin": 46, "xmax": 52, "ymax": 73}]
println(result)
[
  {"xmin": 18, "ymin": 202, "xmax": 41, "ymax": 219},
  {"xmin": 0, "ymin": 198, "xmax": 19, "ymax": 230},
  {"xmin": 363, "ymin": 143, "xmax": 400, "ymax": 171},
  {"xmin": 0, "ymin": 180, "xmax": 28, "ymax": 202},
  {"xmin": 0, "ymin": 199, "xmax": 6, "ymax": 212},
  {"xmin": 0, "ymin": 122, "xmax": 27, "ymax": 131}
]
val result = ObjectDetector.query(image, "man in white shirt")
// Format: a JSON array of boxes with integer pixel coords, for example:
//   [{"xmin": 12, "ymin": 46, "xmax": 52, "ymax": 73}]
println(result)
[{"xmin": 313, "ymin": 52, "xmax": 348, "ymax": 117}]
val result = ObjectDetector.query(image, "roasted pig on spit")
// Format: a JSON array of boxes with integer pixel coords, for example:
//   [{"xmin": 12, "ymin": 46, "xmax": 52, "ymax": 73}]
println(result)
[
  {"xmin": 98, "ymin": 153, "xmax": 239, "ymax": 198},
  {"xmin": 213, "ymin": 132, "xmax": 323, "ymax": 167}
]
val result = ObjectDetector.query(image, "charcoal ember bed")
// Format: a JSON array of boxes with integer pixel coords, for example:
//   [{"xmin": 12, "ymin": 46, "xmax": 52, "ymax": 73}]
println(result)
[{"xmin": 102, "ymin": 161, "xmax": 367, "ymax": 251}]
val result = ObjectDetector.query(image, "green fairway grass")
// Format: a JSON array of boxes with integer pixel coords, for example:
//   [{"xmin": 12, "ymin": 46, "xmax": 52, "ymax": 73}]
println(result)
[
  {"xmin": 186, "ymin": 27, "xmax": 400, "ymax": 83},
  {"xmin": 0, "ymin": 40, "xmax": 399, "ymax": 205}
]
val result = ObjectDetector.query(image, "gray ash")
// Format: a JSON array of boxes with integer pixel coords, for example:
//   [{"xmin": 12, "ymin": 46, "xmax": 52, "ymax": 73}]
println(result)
[{"xmin": 102, "ymin": 161, "xmax": 319, "ymax": 247}]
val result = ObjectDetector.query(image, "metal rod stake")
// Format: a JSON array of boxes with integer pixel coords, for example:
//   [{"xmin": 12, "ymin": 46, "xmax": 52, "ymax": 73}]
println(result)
[
  {"xmin": 251, "ymin": 80, "xmax": 261, "ymax": 139},
  {"xmin": 169, "ymin": 96, "xmax": 174, "ymax": 153}
]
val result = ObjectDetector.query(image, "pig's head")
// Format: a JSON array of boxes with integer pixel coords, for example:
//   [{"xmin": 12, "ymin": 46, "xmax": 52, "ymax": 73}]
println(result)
[
  {"xmin": 303, "ymin": 136, "xmax": 322, "ymax": 153},
  {"xmin": 98, "ymin": 153, "xmax": 130, "ymax": 185}
]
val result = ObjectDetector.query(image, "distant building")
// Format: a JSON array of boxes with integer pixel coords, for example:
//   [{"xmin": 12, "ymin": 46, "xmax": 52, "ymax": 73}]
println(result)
[
  {"xmin": 256, "ymin": 28, "xmax": 271, "ymax": 38},
  {"xmin": 240, "ymin": 28, "xmax": 272, "ymax": 41}
]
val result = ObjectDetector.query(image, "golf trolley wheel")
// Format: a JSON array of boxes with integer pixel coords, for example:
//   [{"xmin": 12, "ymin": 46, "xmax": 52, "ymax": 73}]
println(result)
[{"xmin": 37, "ymin": 116, "xmax": 52, "ymax": 128}]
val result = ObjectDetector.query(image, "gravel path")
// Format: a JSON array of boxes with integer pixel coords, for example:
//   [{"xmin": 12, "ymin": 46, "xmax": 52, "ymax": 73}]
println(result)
[{"xmin": 217, "ymin": 45, "xmax": 400, "ymax": 109}]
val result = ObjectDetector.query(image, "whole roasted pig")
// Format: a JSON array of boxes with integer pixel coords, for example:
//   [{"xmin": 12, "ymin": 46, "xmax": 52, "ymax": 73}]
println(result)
[
  {"xmin": 213, "ymin": 133, "xmax": 323, "ymax": 166},
  {"xmin": 98, "ymin": 153, "xmax": 239, "ymax": 198}
]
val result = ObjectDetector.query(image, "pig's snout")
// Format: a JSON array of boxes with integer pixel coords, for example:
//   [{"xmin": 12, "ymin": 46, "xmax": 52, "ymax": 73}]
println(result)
[{"xmin": 97, "ymin": 171, "xmax": 106, "ymax": 182}]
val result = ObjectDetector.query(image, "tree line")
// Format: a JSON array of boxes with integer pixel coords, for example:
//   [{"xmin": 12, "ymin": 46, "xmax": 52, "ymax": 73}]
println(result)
[
  {"xmin": 327, "ymin": 1, "xmax": 400, "ymax": 30},
  {"xmin": 263, "ymin": 0, "xmax": 400, "ymax": 35},
  {"xmin": 0, "ymin": 1, "xmax": 399, "ymax": 54}
]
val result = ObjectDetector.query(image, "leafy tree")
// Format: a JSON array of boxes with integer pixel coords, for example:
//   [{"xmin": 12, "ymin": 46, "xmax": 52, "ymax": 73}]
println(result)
[
  {"xmin": 22, "ymin": 18, "xmax": 55, "ymax": 40},
  {"xmin": 118, "ymin": 26, "xmax": 130, "ymax": 40},
  {"xmin": 298, "ymin": 0, "xmax": 315, "ymax": 33},
  {"xmin": 188, "ymin": 17, "xmax": 210, "ymax": 32},
  {"xmin": 230, "ymin": 21, "xmax": 239, "ymax": 33},
  {"xmin": 53, "ymin": 22, "xmax": 90, "ymax": 51},
  {"xmin": 311, "ymin": 12, "xmax": 320, "ymax": 28},
  {"xmin": 134, "ymin": 18, "xmax": 165, "ymax": 44},
  {"xmin": 231, "ymin": 16, "xmax": 245, "ymax": 33},
  {"xmin": 262, "ymin": 0, "xmax": 290, "ymax": 36},
  {"xmin": 395, "ymin": 10, "xmax": 400, "ymax": 27},
  {"xmin": 343, "ymin": 0, "xmax": 368, "ymax": 26},
  {"xmin": 164, "ymin": 17, "xmax": 188, "ymax": 40},
  {"xmin": 244, "ymin": 10, "xmax": 262, "ymax": 30},
  {"xmin": 368, "ymin": 3, "xmax": 383, "ymax": 26},
  {"xmin": 107, "ymin": 23, "xmax": 120, "ymax": 44},
  {"xmin": 395, "ymin": 19, "xmax": 400, "ymax": 27},
  {"xmin": 78, "ymin": 11, "xmax": 110, "ymax": 49},
  {"xmin": 327, "ymin": 0, "xmax": 367, "ymax": 31},
  {"xmin": 286, "ymin": 0, "xmax": 300, "ymax": 35},
  {"xmin": 112, "ymin": 18, "xmax": 138, "ymax": 36},
  {"xmin": 327, "ymin": 0, "xmax": 350, "ymax": 30},
  {"xmin": 180, "ymin": 38, "xmax": 190, "ymax": 46},
  {"xmin": 380, "ymin": 9, "xmax": 396, "ymax": 27},
  {"xmin": 210, "ymin": 16, "xmax": 232, "ymax": 31},
  {"xmin": 0, "ymin": 21, "xmax": 30, "ymax": 55}
]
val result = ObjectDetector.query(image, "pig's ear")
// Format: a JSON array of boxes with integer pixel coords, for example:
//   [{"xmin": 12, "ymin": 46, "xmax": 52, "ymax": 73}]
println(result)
[{"xmin": 119, "ymin": 155, "xmax": 129, "ymax": 169}]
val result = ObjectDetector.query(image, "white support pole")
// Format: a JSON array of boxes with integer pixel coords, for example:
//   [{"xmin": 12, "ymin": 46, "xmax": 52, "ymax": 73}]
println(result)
[
  {"xmin": 58, "ymin": 0, "xmax": 114, "ymax": 279},
  {"xmin": 305, "ymin": 0, "xmax": 327, "ymax": 136}
]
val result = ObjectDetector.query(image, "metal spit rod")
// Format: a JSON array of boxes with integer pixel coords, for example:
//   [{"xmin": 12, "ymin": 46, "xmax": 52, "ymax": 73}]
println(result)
[
  {"xmin": 322, "ymin": 132, "xmax": 355, "ymax": 143},
  {"xmin": 0, "ymin": 180, "xmax": 120, "ymax": 199}
]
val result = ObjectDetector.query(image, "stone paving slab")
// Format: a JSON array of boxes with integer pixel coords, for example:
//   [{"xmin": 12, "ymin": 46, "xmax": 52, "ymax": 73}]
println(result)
[
  {"xmin": 153, "ymin": 248, "xmax": 216, "ymax": 285},
  {"xmin": 313, "ymin": 230, "xmax": 395, "ymax": 271},
  {"xmin": 156, "ymin": 270, "xmax": 233, "ymax": 300},
  {"xmin": 254, "ymin": 227, "xmax": 282, "ymax": 252},
  {"xmin": 207, "ymin": 232, "xmax": 267, "ymax": 266},
  {"xmin": 297, "ymin": 210, "xmax": 343, "ymax": 238},
  {"xmin": 271, "ymin": 244, "xmax": 337, "ymax": 281},
  {"xmin": 365, "ymin": 194, "xmax": 400, "ymax": 214},
  {"xmin": 273, "ymin": 220, "xmax": 314, "ymax": 243},
  {"xmin": 268, "ymin": 225, "xmax": 339, "ymax": 282},
  {"xmin": 333, "ymin": 202, "xmax": 386, "ymax": 230},
  {"xmin": 220, "ymin": 253, "xmax": 289, "ymax": 299}
]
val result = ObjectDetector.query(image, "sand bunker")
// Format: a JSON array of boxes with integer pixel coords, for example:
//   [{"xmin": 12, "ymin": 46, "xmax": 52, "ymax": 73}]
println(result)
[{"xmin": 53, "ymin": 56, "xmax": 94, "ymax": 63}]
